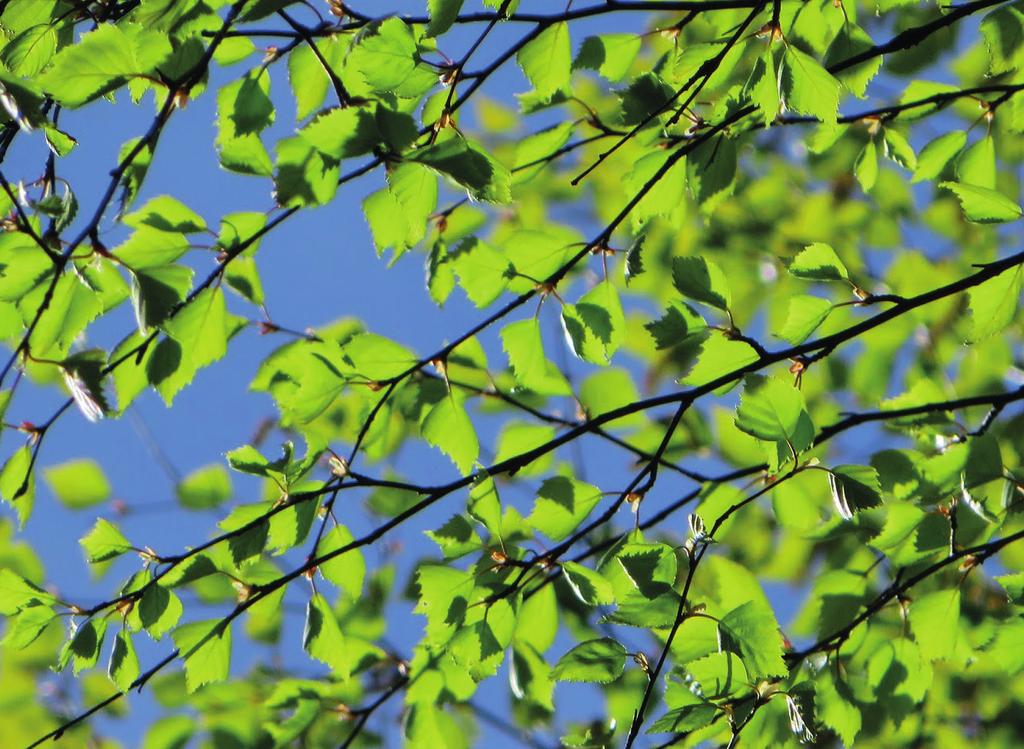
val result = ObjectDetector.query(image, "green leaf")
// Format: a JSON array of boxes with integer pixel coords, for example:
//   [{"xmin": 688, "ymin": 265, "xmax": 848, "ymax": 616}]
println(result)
[
  {"xmin": 3, "ymin": 603, "xmax": 57, "ymax": 649},
  {"xmin": 815, "ymin": 669, "xmax": 862, "ymax": 746},
  {"xmin": 410, "ymin": 137, "xmax": 512, "ymax": 204},
  {"xmin": 493, "ymin": 422, "xmax": 556, "ymax": 476},
  {"xmin": 216, "ymin": 72, "xmax": 274, "ymax": 176},
  {"xmin": 161, "ymin": 286, "xmax": 232, "ymax": 375},
  {"xmin": 1, "ymin": 445, "xmax": 35, "ymax": 526},
  {"xmin": 414, "ymin": 564, "xmax": 475, "ymax": 646},
  {"xmin": 141, "ymin": 716, "xmax": 194, "ymax": 749},
  {"xmin": 745, "ymin": 51, "xmax": 781, "ymax": 126},
  {"xmin": 175, "ymin": 464, "xmax": 232, "ymax": 510},
  {"xmin": 735, "ymin": 375, "xmax": 813, "ymax": 449},
  {"xmin": 286, "ymin": 37, "xmax": 344, "ymax": 119},
  {"xmin": 363, "ymin": 163, "xmax": 438, "ymax": 256},
  {"xmin": 561, "ymin": 281, "xmax": 626, "ymax": 365},
  {"xmin": 717, "ymin": 601, "xmax": 787, "ymax": 678},
  {"xmin": 422, "ymin": 396, "xmax": 479, "ymax": 475},
  {"xmin": 43, "ymin": 459, "xmax": 111, "ymax": 509},
  {"xmin": 515, "ymin": 582, "xmax": 557, "ymax": 653},
  {"xmin": 680, "ymin": 335, "xmax": 758, "ymax": 389},
  {"xmin": 108, "ymin": 630, "xmax": 140, "ymax": 693},
  {"xmin": 273, "ymin": 135, "xmax": 340, "ymax": 208},
  {"xmin": 446, "ymin": 237, "xmax": 510, "ymax": 308},
  {"xmin": 80, "ymin": 518, "xmax": 133, "ymax": 563},
  {"xmin": 828, "ymin": 464, "xmax": 883, "ymax": 519},
  {"xmin": 124, "ymin": 196, "xmax": 206, "ymax": 234},
  {"xmin": 0, "ymin": 569, "xmax": 55, "ymax": 615},
  {"xmin": 139, "ymin": 584, "xmax": 183, "ymax": 640},
  {"xmin": 998, "ymin": 572, "xmax": 1024, "ymax": 604},
  {"xmin": 981, "ymin": 4, "xmax": 1024, "ymax": 74},
  {"xmin": 912, "ymin": 131, "xmax": 966, "ymax": 184},
  {"xmin": 29, "ymin": 272, "xmax": 103, "ymax": 359},
  {"xmin": 825, "ymin": 23, "xmax": 880, "ymax": 98},
  {"xmin": 427, "ymin": 0, "xmax": 465, "ymax": 37},
  {"xmin": 616, "ymin": 543, "xmax": 676, "ymax": 599},
  {"xmin": 883, "ymin": 128, "xmax": 916, "ymax": 171},
  {"xmin": 1, "ymin": 24, "xmax": 58, "ymax": 78},
  {"xmin": 513, "ymin": 120, "xmax": 574, "ymax": 184},
  {"xmin": 956, "ymin": 136, "xmax": 996, "ymax": 188},
  {"xmin": 303, "ymin": 593, "xmax": 350, "ymax": 677},
  {"xmin": 686, "ymin": 136, "xmax": 737, "ymax": 212},
  {"xmin": 59, "ymin": 617, "xmax": 108, "ymax": 674},
  {"xmin": 562, "ymin": 561, "xmax": 615, "ymax": 606},
  {"xmin": 517, "ymin": 22, "xmax": 571, "ymax": 99},
  {"xmin": 318, "ymin": 525, "xmax": 366, "ymax": 599},
  {"xmin": 645, "ymin": 302, "xmax": 707, "ymax": 350},
  {"xmin": 574, "ymin": 34, "xmax": 641, "ymax": 81},
  {"xmin": 500, "ymin": 318, "xmax": 572, "ymax": 396},
  {"xmin": 467, "ymin": 474, "xmax": 503, "ymax": 537},
  {"xmin": 908, "ymin": 588, "xmax": 960, "ymax": 661},
  {"xmin": 648, "ymin": 704, "xmax": 718, "ymax": 735},
  {"xmin": 219, "ymin": 504, "xmax": 271, "ymax": 567},
  {"xmin": 426, "ymin": 514, "xmax": 482, "ymax": 559},
  {"xmin": 672, "ymin": 256, "xmax": 731, "ymax": 311},
  {"xmin": 171, "ymin": 620, "xmax": 232, "ymax": 693},
  {"xmin": 552, "ymin": 638, "xmax": 626, "ymax": 683},
  {"xmin": 941, "ymin": 182, "xmax": 1022, "ymax": 224},
  {"xmin": 781, "ymin": 47, "xmax": 841, "ymax": 124},
  {"xmin": 679, "ymin": 651, "xmax": 747, "ymax": 699},
  {"xmin": 855, "ymin": 139, "xmax": 878, "ymax": 192},
  {"xmin": 625, "ymin": 148, "xmax": 688, "ymax": 228},
  {"xmin": 342, "ymin": 333, "xmax": 417, "ymax": 381},
  {"xmin": 349, "ymin": 18, "xmax": 436, "ymax": 98},
  {"xmin": 450, "ymin": 596, "xmax": 516, "ymax": 679},
  {"xmin": 968, "ymin": 265, "xmax": 1022, "ymax": 341},
  {"xmin": 298, "ymin": 106, "xmax": 380, "ymax": 160},
  {"xmin": 39, "ymin": 24, "xmax": 170, "ymax": 107},
  {"xmin": 43, "ymin": 125, "xmax": 77, "ymax": 157},
  {"xmin": 527, "ymin": 476, "xmax": 602, "ymax": 541},
  {"xmin": 789, "ymin": 242, "xmax": 849, "ymax": 282},
  {"xmin": 777, "ymin": 295, "xmax": 832, "ymax": 344}
]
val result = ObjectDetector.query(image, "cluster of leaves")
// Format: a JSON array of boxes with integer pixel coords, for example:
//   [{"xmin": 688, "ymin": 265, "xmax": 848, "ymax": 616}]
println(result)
[{"xmin": 1, "ymin": 0, "xmax": 1024, "ymax": 747}]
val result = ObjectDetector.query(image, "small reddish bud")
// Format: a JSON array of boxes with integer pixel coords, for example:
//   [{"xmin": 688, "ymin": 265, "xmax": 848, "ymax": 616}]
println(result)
[
  {"xmin": 329, "ymin": 455, "xmax": 349, "ymax": 477},
  {"xmin": 755, "ymin": 22, "xmax": 783, "ymax": 42},
  {"xmin": 626, "ymin": 492, "xmax": 643, "ymax": 513},
  {"xmin": 959, "ymin": 554, "xmax": 980, "ymax": 572},
  {"xmin": 231, "ymin": 580, "xmax": 254, "ymax": 602},
  {"xmin": 439, "ymin": 67, "xmax": 458, "ymax": 87},
  {"xmin": 435, "ymin": 111, "xmax": 455, "ymax": 131}
]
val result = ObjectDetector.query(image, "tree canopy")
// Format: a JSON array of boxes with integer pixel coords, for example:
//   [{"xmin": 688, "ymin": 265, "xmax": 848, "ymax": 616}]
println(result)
[{"xmin": 1, "ymin": 0, "xmax": 1024, "ymax": 747}]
